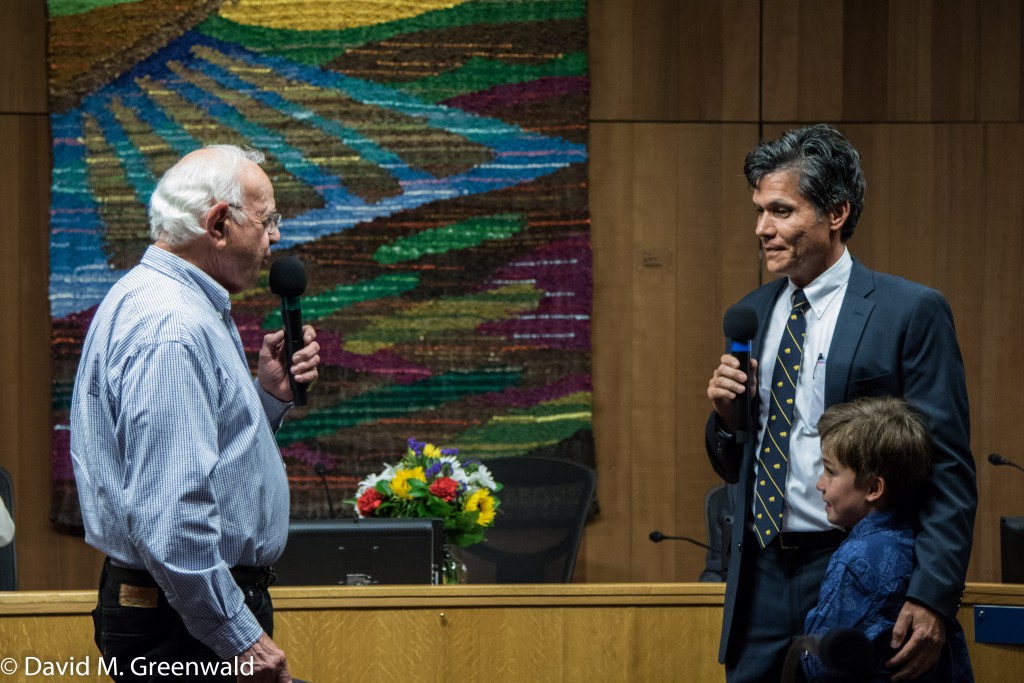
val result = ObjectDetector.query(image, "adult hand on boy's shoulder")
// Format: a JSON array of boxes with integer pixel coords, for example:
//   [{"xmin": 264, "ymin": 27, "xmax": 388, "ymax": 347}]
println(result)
[{"xmin": 886, "ymin": 601, "xmax": 945, "ymax": 681}]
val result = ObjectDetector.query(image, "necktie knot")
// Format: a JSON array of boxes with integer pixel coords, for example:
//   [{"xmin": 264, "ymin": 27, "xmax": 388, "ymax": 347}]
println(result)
[{"xmin": 792, "ymin": 289, "xmax": 808, "ymax": 310}]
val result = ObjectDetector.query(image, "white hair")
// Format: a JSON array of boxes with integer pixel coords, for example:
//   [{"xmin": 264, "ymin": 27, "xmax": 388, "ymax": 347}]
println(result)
[{"xmin": 148, "ymin": 145, "xmax": 266, "ymax": 246}]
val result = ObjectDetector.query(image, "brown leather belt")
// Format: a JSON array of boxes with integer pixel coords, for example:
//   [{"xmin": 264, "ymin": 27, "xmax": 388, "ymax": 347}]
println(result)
[{"xmin": 106, "ymin": 559, "xmax": 276, "ymax": 588}]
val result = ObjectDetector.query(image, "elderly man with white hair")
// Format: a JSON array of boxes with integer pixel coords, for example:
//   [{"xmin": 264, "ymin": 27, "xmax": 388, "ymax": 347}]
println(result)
[{"xmin": 71, "ymin": 145, "xmax": 320, "ymax": 682}]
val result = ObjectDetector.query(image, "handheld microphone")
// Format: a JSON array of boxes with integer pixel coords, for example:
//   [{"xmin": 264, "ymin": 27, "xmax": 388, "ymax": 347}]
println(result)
[
  {"xmin": 269, "ymin": 256, "xmax": 308, "ymax": 406},
  {"xmin": 649, "ymin": 530, "xmax": 713, "ymax": 551},
  {"xmin": 780, "ymin": 628, "xmax": 871, "ymax": 682},
  {"xmin": 313, "ymin": 462, "xmax": 336, "ymax": 519},
  {"xmin": 988, "ymin": 453, "xmax": 1024, "ymax": 475},
  {"xmin": 723, "ymin": 304, "xmax": 759, "ymax": 443}
]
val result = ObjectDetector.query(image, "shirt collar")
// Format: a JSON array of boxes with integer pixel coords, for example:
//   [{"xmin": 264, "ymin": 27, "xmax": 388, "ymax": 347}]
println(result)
[
  {"xmin": 848, "ymin": 507, "xmax": 913, "ymax": 538},
  {"xmin": 141, "ymin": 245, "xmax": 232, "ymax": 315},
  {"xmin": 786, "ymin": 248, "xmax": 851, "ymax": 319}
]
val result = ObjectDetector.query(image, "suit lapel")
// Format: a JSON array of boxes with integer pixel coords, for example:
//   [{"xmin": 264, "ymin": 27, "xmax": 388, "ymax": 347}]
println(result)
[
  {"xmin": 753, "ymin": 279, "xmax": 787, "ymax": 358},
  {"xmin": 826, "ymin": 260, "xmax": 876, "ymax": 406}
]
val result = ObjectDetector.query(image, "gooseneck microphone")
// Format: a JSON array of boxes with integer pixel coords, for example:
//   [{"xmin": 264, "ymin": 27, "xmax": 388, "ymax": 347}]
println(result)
[
  {"xmin": 723, "ymin": 304, "xmax": 759, "ymax": 443},
  {"xmin": 649, "ymin": 530, "xmax": 713, "ymax": 551},
  {"xmin": 313, "ymin": 462, "xmax": 336, "ymax": 519},
  {"xmin": 269, "ymin": 256, "xmax": 308, "ymax": 406},
  {"xmin": 989, "ymin": 453, "xmax": 1024, "ymax": 475}
]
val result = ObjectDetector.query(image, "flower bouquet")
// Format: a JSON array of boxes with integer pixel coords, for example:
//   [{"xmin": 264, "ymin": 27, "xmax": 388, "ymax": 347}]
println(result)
[{"xmin": 350, "ymin": 439, "xmax": 502, "ymax": 583}]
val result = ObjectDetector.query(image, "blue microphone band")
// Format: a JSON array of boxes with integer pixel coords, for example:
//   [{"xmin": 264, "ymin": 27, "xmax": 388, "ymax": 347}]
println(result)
[{"xmin": 729, "ymin": 339, "xmax": 751, "ymax": 354}]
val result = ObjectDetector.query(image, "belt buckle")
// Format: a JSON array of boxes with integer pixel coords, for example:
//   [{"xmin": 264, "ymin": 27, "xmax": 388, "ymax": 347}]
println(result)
[{"xmin": 778, "ymin": 534, "xmax": 798, "ymax": 551}]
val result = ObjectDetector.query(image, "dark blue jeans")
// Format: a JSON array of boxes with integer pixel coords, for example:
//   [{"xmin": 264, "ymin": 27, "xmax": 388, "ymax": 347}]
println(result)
[{"xmin": 91, "ymin": 563, "xmax": 274, "ymax": 683}]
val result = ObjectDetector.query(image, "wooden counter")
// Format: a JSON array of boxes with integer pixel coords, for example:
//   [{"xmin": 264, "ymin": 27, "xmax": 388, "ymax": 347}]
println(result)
[{"xmin": 0, "ymin": 583, "xmax": 1021, "ymax": 681}]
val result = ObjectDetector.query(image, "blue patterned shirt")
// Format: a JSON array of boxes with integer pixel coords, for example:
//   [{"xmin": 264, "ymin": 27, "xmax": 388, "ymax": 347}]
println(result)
[
  {"xmin": 70, "ymin": 246, "xmax": 291, "ymax": 658},
  {"xmin": 802, "ymin": 509, "xmax": 973, "ymax": 682}
]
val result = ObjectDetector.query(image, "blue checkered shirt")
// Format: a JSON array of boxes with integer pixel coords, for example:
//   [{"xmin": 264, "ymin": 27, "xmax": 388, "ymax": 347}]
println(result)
[{"xmin": 70, "ymin": 246, "xmax": 291, "ymax": 658}]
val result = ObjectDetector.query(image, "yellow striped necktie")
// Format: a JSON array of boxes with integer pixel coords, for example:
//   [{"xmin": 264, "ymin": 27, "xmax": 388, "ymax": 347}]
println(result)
[{"xmin": 753, "ymin": 289, "xmax": 808, "ymax": 548}]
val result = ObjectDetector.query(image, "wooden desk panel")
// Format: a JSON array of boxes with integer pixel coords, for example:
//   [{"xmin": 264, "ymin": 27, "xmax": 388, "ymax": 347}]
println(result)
[{"xmin": 275, "ymin": 585, "xmax": 726, "ymax": 682}]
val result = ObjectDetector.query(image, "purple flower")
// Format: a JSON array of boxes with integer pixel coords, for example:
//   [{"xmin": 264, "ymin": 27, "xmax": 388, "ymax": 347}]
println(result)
[{"xmin": 424, "ymin": 461, "xmax": 444, "ymax": 480}]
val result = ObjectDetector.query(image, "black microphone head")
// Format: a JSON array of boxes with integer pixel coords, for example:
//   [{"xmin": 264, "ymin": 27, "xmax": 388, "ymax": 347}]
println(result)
[
  {"xmin": 314, "ymin": 462, "xmax": 327, "ymax": 476},
  {"xmin": 819, "ymin": 628, "xmax": 871, "ymax": 676},
  {"xmin": 269, "ymin": 256, "xmax": 307, "ymax": 298},
  {"xmin": 989, "ymin": 453, "xmax": 1008, "ymax": 466},
  {"xmin": 724, "ymin": 303, "xmax": 758, "ymax": 341},
  {"xmin": 649, "ymin": 531, "xmax": 666, "ymax": 543}
]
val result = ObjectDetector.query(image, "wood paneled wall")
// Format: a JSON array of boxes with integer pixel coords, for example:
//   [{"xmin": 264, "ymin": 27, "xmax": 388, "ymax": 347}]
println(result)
[
  {"xmin": 2, "ymin": 0, "xmax": 1022, "ymax": 590},
  {"xmin": 1, "ymin": 0, "xmax": 108, "ymax": 589},
  {"xmin": 763, "ymin": 0, "xmax": 1024, "ymax": 122}
]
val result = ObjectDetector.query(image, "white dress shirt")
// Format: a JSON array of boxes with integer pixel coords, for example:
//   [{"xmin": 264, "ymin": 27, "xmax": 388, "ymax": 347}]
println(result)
[{"xmin": 755, "ymin": 249, "xmax": 852, "ymax": 532}]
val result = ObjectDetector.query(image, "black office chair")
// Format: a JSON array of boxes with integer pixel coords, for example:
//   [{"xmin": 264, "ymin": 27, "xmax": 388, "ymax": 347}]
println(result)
[
  {"xmin": 699, "ymin": 482, "xmax": 737, "ymax": 582},
  {"xmin": 459, "ymin": 455, "xmax": 596, "ymax": 583},
  {"xmin": 0, "ymin": 465, "xmax": 16, "ymax": 590}
]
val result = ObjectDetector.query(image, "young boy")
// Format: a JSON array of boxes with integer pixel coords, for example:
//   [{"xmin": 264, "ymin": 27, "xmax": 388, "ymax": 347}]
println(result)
[{"xmin": 802, "ymin": 396, "xmax": 973, "ymax": 682}]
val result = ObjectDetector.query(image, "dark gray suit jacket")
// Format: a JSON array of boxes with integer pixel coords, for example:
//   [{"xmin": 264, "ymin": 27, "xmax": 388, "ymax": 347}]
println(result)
[{"xmin": 705, "ymin": 258, "xmax": 977, "ymax": 663}]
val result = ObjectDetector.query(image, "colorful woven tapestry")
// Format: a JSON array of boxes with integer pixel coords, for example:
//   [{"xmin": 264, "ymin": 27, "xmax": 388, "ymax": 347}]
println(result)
[{"xmin": 47, "ymin": 0, "xmax": 591, "ymax": 529}]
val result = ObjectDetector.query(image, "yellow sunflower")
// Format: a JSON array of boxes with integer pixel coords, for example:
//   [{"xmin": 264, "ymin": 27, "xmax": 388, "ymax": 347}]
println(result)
[
  {"xmin": 391, "ymin": 467, "xmax": 426, "ymax": 499},
  {"xmin": 465, "ymin": 489, "xmax": 496, "ymax": 526}
]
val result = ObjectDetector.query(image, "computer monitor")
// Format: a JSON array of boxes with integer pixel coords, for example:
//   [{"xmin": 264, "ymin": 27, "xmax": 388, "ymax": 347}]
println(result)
[
  {"xmin": 1001, "ymin": 516, "xmax": 1024, "ymax": 584},
  {"xmin": 274, "ymin": 517, "xmax": 443, "ymax": 586}
]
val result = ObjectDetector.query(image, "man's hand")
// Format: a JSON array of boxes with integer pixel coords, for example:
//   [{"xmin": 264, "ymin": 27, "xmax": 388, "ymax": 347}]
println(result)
[
  {"xmin": 707, "ymin": 354, "xmax": 757, "ymax": 431},
  {"xmin": 886, "ymin": 601, "xmax": 945, "ymax": 681},
  {"xmin": 258, "ymin": 325, "xmax": 320, "ymax": 402},
  {"xmin": 236, "ymin": 632, "xmax": 291, "ymax": 682}
]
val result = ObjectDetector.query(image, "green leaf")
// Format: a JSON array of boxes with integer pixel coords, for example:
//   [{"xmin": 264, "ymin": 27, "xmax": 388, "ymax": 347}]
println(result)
[
  {"xmin": 424, "ymin": 498, "xmax": 455, "ymax": 517},
  {"xmin": 450, "ymin": 527, "xmax": 485, "ymax": 547},
  {"xmin": 407, "ymin": 479, "xmax": 430, "ymax": 498}
]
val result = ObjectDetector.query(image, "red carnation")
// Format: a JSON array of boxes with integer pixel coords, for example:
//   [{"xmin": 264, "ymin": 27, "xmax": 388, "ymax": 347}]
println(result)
[
  {"xmin": 357, "ymin": 488, "xmax": 385, "ymax": 515},
  {"xmin": 429, "ymin": 477, "xmax": 459, "ymax": 503}
]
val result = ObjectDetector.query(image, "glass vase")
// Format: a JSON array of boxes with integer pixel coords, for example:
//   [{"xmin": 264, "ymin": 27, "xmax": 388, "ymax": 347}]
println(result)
[{"xmin": 439, "ymin": 543, "xmax": 467, "ymax": 584}]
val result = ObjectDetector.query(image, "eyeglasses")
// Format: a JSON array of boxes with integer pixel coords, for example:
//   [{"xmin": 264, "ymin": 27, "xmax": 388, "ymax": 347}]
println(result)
[{"xmin": 228, "ymin": 203, "xmax": 281, "ymax": 235}]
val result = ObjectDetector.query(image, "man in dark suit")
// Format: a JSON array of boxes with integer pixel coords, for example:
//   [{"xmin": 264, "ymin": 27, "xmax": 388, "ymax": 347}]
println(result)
[{"xmin": 705, "ymin": 124, "xmax": 976, "ymax": 682}]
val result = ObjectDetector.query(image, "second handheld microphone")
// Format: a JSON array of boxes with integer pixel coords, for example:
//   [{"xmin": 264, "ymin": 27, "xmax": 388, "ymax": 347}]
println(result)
[{"xmin": 723, "ymin": 303, "xmax": 759, "ymax": 443}]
